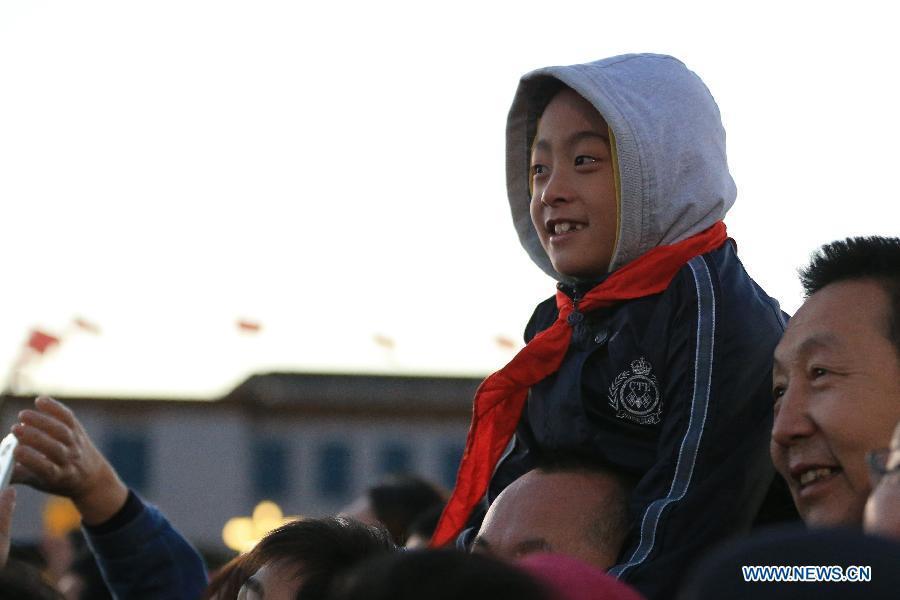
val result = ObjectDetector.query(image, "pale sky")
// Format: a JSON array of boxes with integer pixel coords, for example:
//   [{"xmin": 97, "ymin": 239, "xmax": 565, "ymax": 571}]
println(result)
[{"xmin": 0, "ymin": 1, "xmax": 896, "ymax": 398}]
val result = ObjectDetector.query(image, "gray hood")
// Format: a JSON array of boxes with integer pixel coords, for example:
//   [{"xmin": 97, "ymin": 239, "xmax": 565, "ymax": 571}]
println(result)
[{"xmin": 506, "ymin": 53, "xmax": 736, "ymax": 283}]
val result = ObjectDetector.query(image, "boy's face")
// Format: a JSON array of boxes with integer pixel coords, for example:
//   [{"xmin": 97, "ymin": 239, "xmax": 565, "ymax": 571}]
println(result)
[{"xmin": 530, "ymin": 88, "xmax": 617, "ymax": 279}]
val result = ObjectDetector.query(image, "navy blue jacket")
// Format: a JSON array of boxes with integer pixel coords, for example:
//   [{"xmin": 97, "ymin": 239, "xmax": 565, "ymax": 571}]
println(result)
[
  {"xmin": 486, "ymin": 243, "xmax": 788, "ymax": 599},
  {"xmin": 84, "ymin": 491, "xmax": 208, "ymax": 600}
]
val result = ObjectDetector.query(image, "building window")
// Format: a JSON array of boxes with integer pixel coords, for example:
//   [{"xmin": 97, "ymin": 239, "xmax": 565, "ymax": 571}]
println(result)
[
  {"xmin": 105, "ymin": 433, "xmax": 149, "ymax": 493},
  {"xmin": 378, "ymin": 442, "xmax": 411, "ymax": 476},
  {"xmin": 440, "ymin": 443, "xmax": 464, "ymax": 490},
  {"xmin": 252, "ymin": 438, "xmax": 289, "ymax": 500},
  {"xmin": 318, "ymin": 442, "xmax": 352, "ymax": 500}
]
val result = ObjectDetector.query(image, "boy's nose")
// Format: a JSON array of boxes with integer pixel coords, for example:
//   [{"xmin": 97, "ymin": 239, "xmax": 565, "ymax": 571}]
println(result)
[{"xmin": 539, "ymin": 173, "xmax": 575, "ymax": 206}]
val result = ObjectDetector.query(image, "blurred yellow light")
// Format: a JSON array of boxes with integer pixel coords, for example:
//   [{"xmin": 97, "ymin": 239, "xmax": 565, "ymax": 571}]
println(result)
[
  {"xmin": 221, "ymin": 500, "xmax": 299, "ymax": 553},
  {"xmin": 44, "ymin": 496, "xmax": 81, "ymax": 537}
]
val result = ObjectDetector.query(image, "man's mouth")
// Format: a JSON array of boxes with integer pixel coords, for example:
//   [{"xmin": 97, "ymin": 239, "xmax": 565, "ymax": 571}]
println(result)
[
  {"xmin": 795, "ymin": 466, "xmax": 841, "ymax": 488},
  {"xmin": 547, "ymin": 220, "xmax": 586, "ymax": 236}
]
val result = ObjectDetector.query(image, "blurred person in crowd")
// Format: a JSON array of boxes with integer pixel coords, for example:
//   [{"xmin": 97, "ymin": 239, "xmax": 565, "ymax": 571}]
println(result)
[
  {"xmin": 678, "ymin": 526, "xmax": 900, "ymax": 599},
  {"xmin": 403, "ymin": 503, "xmax": 444, "ymax": 549},
  {"xmin": 1, "ymin": 491, "xmax": 66, "ymax": 599},
  {"xmin": 518, "ymin": 553, "xmax": 647, "ymax": 600},
  {"xmin": 236, "ymin": 516, "xmax": 395, "ymax": 600},
  {"xmin": 326, "ymin": 548, "xmax": 552, "ymax": 600},
  {"xmin": 0, "ymin": 560, "xmax": 67, "ymax": 600},
  {"xmin": 864, "ymin": 419, "xmax": 900, "ymax": 540},
  {"xmin": 471, "ymin": 454, "xmax": 631, "ymax": 571},
  {"xmin": 770, "ymin": 237, "xmax": 900, "ymax": 528},
  {"xmin": 8, "ymin": 395, "xmax": 207, "ymax": 599},
  {"xmin": 340, "ymin": 474, "xmax": 446, "ymax": 545},
  {"xmin": 56, "ymin": 533, "xmax": 115, "ymax": 600}
]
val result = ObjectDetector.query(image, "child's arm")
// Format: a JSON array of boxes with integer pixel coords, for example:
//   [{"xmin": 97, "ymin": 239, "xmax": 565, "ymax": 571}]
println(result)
[{"xmin": 609, "ymin": 253, "xmax": 786, "ymax": 598}]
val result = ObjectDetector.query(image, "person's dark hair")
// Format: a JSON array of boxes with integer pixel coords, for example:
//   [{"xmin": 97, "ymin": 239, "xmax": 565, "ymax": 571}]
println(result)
[
  {"xmin": 405, "ymin": 503, "xmax": 445, "ymax": 545},
  {"xmin": 250, "ymin": 517, "xmax": 395, "ymax": 600},
  {"xmin": 327, "ymin": 549, "xmax": 551, "ymax": 600},
  {"xmin": 202, "ymin": 553, "xmax": 256, "ymax": 600},
  {"xmin": 367, "ymin": 475, "xmax": 446, "ymax": 545},
  {"xmin": 800, "ymin": 236, "xmax": 900, "ymax": 358}
]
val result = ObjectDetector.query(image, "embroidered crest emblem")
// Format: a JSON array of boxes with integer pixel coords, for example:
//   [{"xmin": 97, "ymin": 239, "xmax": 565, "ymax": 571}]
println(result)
[{"xmin": 608, "ymin": 357, "xmax": 662, "ymax": 425}]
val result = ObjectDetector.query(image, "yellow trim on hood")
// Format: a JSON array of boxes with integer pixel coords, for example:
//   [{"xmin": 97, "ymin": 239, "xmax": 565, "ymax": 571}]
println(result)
[{"xmin": 608, "ymin": 125, "xmax": 621, "ymax": 271}]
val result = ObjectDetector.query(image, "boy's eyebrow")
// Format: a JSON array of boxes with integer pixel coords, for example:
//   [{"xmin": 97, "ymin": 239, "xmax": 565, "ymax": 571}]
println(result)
[
  {"xmin": 569, "ymin": 130, "xmax": 609, "ymax": 146},
  {"xmin": 532, "ymin": 130, "xmax": 609, "ymax": 156}
]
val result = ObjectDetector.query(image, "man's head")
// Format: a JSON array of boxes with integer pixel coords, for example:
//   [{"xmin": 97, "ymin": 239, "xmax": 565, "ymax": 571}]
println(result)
[
  {"xmin": 238, "ymin": 517, "xmax": 395, "ymax": 600},
  {"xmin": 472, "ymin": 455, "xmax": 631, "ymax": 570},
  {"xmin": 529, "ymin": 86, "xmax": 618, "ymax": 279},
  {"xmin": 771, "ymin": 236, "xmax": 900, "ymax": 527}
]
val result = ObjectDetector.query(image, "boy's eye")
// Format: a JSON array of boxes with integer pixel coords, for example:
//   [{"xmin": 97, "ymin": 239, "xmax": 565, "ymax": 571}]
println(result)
[
  {"xmin": 531, "ymin": 164, "xmax": 547, "ymax": 177},
  {"xmin": 574, "ymin": 155, "xmax": 598, "ymax": 166}
]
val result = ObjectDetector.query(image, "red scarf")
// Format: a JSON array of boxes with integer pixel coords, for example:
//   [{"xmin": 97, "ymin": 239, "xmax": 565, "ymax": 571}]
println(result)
[{"xmin": 430, "ymin": 221, "xmax": 728, "ymax": 547}]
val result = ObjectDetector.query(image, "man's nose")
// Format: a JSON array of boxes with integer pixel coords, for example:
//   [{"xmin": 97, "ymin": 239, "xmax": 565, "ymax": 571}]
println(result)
[{"xmin": 771, "ymin": 386, "xmax": 816, "ymax": 447}]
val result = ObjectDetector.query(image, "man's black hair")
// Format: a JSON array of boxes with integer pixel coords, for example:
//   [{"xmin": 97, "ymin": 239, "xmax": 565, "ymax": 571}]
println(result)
[{"xmin": 800, "ymin": 236, "xmax": 900, "ymax": 357}]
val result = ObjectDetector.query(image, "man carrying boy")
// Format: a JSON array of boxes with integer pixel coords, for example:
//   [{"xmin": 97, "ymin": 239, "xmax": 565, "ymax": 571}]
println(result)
[{"xmin": 433, "ymin": 54, "xmax": 789, "ymax": 598}]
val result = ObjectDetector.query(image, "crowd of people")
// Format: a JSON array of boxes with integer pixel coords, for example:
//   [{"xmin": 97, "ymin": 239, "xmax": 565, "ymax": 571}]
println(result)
[{"xmin": 1, "ymin": 53, "xmax": 899, "ymax": 599}]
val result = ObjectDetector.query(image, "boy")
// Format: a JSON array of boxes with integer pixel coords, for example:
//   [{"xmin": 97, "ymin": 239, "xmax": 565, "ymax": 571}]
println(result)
[{"xmin": 433, "ymin": 54, "xmax": 789, "ymax": 598}]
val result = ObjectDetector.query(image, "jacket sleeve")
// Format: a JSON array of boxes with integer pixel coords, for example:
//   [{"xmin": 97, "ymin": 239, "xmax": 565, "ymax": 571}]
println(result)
[
  {"xmin": 609, "ymin": 254, "xmax": 783, "ymax": 599},
  {"xmin": 83, "ymin": 491, "xmax": 208, "ymax": 600}
]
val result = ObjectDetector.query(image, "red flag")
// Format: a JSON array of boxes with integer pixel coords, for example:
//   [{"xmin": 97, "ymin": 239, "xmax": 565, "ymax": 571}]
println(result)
[
  {"xmin": 27, "ymin": 330, "xmax": 60, "ymax": 354},
  {"xmin": 73, "ymin": 316, "xmax": 101, "ymax": 334},
  {"xmin": 494, "ymin": 335, "xmax": 517, "ymax": 350},
  {"xmin": 237, "ymin": 319, "xmax": 262, "ymax": 333},
  {"xmin": 373, "ymin": 334, "xmax": 395, "ymax": 350}
]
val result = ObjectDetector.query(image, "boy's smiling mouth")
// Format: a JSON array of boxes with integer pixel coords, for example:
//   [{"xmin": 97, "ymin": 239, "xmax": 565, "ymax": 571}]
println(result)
[{"xmin": 546, "ymin": 219, "xmax": 587, "ymax": 237}]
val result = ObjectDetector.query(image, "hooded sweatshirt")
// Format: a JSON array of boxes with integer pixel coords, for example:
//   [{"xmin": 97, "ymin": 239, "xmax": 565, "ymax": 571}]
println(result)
[
  {"xmin": 476, "ymin": 54, "xmax": 791, "ymax": 599},
  {"xmin": 507, "ymin": 53, "xmax": 736, "ymax": 282}
]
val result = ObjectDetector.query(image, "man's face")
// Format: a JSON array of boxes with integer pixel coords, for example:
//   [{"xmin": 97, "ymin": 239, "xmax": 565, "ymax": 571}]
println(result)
[
  {"xmin": 472, "ymin": 469, "xmax": 625, "ymax": 570},
  {"xmin": 237, "ymin": 561, "xmax": 304, "ymax": 600},
  {"xmin": 530, "ymin": 88, "xmax": 618, "ymax": 279},
  {"xmin": 771, "ymin": 279, "xmax": 900, "ymax": 527}
]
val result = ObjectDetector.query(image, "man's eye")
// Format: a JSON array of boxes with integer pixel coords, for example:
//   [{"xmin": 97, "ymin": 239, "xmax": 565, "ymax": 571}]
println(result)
[
  {"xmin": 574, "ymin": 155, "xmax": 597, "ymax": 166},
  {"xmin": 772, "ymin": 385, "xmax": 786, "ymax": 401},
  {"xmin": 811, "ymin": 367, "xmax": 828, "ymax": 378}
]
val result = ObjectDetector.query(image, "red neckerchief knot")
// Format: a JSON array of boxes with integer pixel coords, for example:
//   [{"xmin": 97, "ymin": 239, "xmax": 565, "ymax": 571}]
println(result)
[{"xmin": 431, "ymin": 221, "xmax": 728, "ymax": 547}]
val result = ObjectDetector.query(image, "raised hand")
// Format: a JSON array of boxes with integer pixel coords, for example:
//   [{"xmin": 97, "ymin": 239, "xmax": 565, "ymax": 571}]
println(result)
[{"xmin": 11, "ymin": 396, "xmax": 128, "ymax": 525}]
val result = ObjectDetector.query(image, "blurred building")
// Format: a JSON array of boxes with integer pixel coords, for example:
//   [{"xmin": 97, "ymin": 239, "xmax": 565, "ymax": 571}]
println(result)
[{"xmin": 1, "ymin": 372, "xmax": 476, "ymax": 553}]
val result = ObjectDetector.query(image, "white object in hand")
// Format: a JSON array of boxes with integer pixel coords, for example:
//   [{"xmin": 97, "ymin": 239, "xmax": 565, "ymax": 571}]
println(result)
[{"xmin": 0, "ymin": 434, "xmax": 17, "ymax": 489}]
